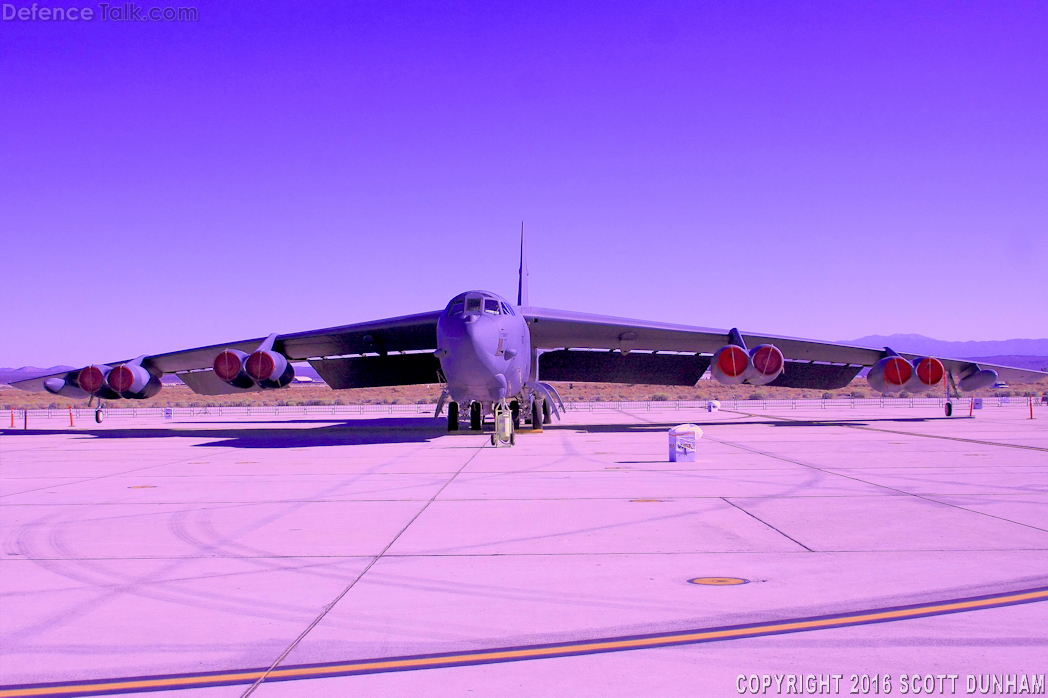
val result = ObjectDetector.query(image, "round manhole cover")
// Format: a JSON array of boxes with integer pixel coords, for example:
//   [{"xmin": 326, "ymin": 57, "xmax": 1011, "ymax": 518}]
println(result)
[{"xmin": 688, "ymin": 577, "xmax": 749, "ymax": 586}]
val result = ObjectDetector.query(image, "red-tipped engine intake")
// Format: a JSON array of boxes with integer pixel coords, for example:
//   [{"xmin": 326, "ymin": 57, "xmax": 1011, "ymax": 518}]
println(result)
[
  {"xmin": 106, "ymin": 363, "xmax": 163, "ymax": 399},
  {"xmin": 745, "ymin": 344, "xmax": 785, "ymax": 386},
  {"xmin": 904, "ymin": 357, "xmax": 945, "ymax": 393},
  {"xmin": 213, "ymin": 349, "xmax": 255, "ymax": 389},
  {"xmin": 711, "ymin": 344, "xmax": 784, "ymax": 386},
  {"xmin": 868, "ymin": 355, "xmax": 945, "ymax": 394},
  {"xmin": 867, "ymin": 356, "xmax": 913, "ymax": 393},
  {"xmin": 711, "ymin": 345, "xmax": 749, "ymax": 385},
  {"xmin": 241, "ymin": 349, "xmax": 294, "ymax": 388},
  {"xmin": 77, "ymin": 365, "xmax": 120, "ymax": 399}
]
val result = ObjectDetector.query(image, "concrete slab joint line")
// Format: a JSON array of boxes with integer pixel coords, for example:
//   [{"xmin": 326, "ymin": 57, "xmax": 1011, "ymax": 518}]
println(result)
[
  {"xmin": 703, "ymin": 434, "xmax": 1048, "ymax": 536},
  {"xmin": 728, "ymin": 409, "xmax": 1048, "ymax": 453},
  {"xmin": 1, "ymin": 587, "xmax": 1045, "ymax": 698},
  {"xmin": 236, "ymin": 443, "xmax": 486, "ymax": 698}
]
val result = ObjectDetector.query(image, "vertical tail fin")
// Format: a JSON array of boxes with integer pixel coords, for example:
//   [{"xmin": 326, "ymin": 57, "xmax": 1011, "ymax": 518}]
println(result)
[{"xmin": 517, "ymin": 221, "xmax": 529, "ymax": 307}]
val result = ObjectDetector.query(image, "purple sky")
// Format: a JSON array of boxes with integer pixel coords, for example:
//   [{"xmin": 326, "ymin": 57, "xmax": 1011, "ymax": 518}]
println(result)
[{"xmin": 2, "ymin": 1, "xmax": 1046, "ymax": 367}]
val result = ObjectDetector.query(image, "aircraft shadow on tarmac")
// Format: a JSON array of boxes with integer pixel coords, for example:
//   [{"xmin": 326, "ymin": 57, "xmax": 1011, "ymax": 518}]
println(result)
[
  {"xmin": 0, "ymin": 417, "xmax": 448, "ymax": 448},
  {"xmin": 1, "ymin": 415, "xmax": 951, "ymax": 447},
  {"xmin": 554, "ymin": 416, "xmax": 942, "ymax": 434}
]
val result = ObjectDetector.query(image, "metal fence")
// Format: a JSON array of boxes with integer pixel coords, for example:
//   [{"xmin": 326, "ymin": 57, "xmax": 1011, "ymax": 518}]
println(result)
[{"xmin": 5, "ymin": 396, "xmax": 1045, "ymax": 422}]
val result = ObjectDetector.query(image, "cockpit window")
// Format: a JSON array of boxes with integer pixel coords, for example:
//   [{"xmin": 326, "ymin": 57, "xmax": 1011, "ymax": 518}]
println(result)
[
  {"xmin": 466, "ymin": 298, "xmax": 482, "ymax": 313},
  {"xmin": 449, "ymin": 301, "xmax": 464, "ymax": 315},
  {"xmin": 500, "ymin": 302, "xmax": 514, "ymax": 316},
  {"xmin": 484, "ymin": 299, "xmax": 500, "ymax": 314}
]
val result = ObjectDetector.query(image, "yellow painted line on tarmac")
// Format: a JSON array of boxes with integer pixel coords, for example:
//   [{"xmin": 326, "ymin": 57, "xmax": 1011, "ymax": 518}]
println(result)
[{"xmin": 3, "ymin": 587, "xmax": 1046, "ymax": 697}]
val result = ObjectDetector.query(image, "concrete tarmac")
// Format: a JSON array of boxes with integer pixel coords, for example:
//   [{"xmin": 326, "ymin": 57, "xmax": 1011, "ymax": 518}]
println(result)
[{"xmin": 1, "ymin": 406, "xmax": 1046, "ymax": 697}]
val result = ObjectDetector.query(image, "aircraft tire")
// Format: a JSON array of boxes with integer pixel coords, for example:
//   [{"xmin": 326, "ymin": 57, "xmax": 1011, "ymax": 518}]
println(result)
[
  {"xmin": 470, "ymin": 402, "xmax": 482, "ymax": 431},
  {"xmin": 945, "ymin": 401, "xmax": 953, "ymax": 417},
  {"xmin": 510, "ymin": 432, "xmax": 515, "ymax": 446},
  {"xmin": 490, "ymin": 434, "xmax": 496, "ymax": 446},
  {"xmin": 510, "ymin": 400, "xmax": 520, "ymax": 429},
  {"xmin": 532, "ymin": 400, "xmax": 543, "ymax": 431},
  {"xmin": 95, "ymin": 410, "xmax": 104, "ymax": 424},
  {"xmin": 542, "ymin": 400, "xmax": 552, "ymax": 425},
  {"xmin": 448, "ymin": 402, "xmax": 459, "ymax": 431}
]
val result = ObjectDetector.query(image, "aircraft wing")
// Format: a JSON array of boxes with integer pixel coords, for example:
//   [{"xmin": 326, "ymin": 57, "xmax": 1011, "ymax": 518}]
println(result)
[
  {"xmin": 11, "ymin": 311, "xmax": 443, "ymax": 395},
  {"xmin": 522, "ymin": 307, "xmax": 1048, "ymax": 388}
]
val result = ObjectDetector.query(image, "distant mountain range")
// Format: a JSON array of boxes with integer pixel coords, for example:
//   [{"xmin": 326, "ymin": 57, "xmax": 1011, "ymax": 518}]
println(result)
[
  {"xmin": 841, "ymin": 334, "xmax": 1048, "ymax": 358},
  {"xmin": 0, "ymin": 366, "xmax": 76, "ymax": 385}
]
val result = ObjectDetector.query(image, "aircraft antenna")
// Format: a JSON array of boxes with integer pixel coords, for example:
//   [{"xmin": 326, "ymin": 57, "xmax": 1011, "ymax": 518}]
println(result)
[{"xmin": 517, "ymin": 221, "xmax": 529, "ymax": 307}]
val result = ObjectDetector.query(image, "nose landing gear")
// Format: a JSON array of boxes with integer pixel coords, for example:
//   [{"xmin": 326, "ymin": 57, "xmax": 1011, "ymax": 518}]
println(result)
[{"xmin": 490, "ymin": 401, "xmax": 515, "ymax": 447}]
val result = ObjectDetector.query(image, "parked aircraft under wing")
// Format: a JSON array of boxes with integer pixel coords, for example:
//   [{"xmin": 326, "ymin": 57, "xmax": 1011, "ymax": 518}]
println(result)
[{"xmin": 10, "ymin": 229, "xmax": 1047, "ymax": 430}]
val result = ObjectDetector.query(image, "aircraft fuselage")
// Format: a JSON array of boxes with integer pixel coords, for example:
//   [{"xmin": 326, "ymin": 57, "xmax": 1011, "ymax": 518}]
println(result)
[{"xmin": 436, "ymin": 291, "xmax": 531, "ymax": 410}]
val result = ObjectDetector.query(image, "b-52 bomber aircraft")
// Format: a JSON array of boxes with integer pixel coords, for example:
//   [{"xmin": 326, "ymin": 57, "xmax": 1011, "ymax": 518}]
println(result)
[{"xmin": 13, "ymin": 229, "xmax": 1047, "ymax": 433}]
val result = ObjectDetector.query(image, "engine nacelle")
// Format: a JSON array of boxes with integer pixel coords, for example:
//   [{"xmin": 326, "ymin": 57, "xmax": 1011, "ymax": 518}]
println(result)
[
  {"xmin": 711, "ymin": 344, "xmax": 784, "ymax": 386},
  {"xmin": 959, "ymin": 369, "xmax": 998, "ymax": 392},
  {"xmin": 106, "ymin": 363, "xmax": 163, "ymax": 399},
  {"xmin": 245, "ymin": 349, "xmax": 295, "ymax": 388},
  {"xmin": 77, "ymin": 365, "xmax": 121, "ymax": 399},
  {"xmin": 711, "ymin": 345, "xmax": 749, "ymax": 385},
  {"xmin": 744, "ymin": 344, "xmax": 785, "ymax": 386},
  {"xmin": 903, "ymin": 357, "xmax": 945, "ymax": 393},
  {"xmin": 867, "ymin": 356, "xmax": 913, "ymax": 394},
  {"xmin": 213, "ymin": 349, "xmax": 255, "ymax": 389}
]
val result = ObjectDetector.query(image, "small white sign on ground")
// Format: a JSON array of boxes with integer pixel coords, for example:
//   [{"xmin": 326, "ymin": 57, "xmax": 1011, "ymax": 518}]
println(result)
[{"xmin": 669, "ymin": 423, "xmax": 703, "ymax": 462}]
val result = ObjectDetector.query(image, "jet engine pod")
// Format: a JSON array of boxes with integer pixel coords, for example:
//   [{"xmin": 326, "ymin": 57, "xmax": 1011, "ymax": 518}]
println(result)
[
  {"xmin": 867, "ymin": 356, "xmax": 913, "ymax": 394},
  {"xmin": 744, "ymin": 344, "xmax": 784, "ymax": 386},
  {"xmin": 77, "ymin": 365, "xmax": 121, "ymax": 399},
  {"xmin": 711, "ymin": 345, "xmax": 750, "ymax": 385},
  {"xmin": 213, "ymin": 349, "xmax": 255, "ymax": 389},
  {"xmin": 245, "ymin": 350, "xmax": 295, "ymax": 388},
  {"xmin": 903, "ymin": 357, "xmax": 945, "ymax": 393},
  {"xmin": 107, "ymin": 363, "xmax": 163, "ymax": 399},
  {"xmin": 959, "ymin": 369, "xmax": 998, "ymax": 392}
]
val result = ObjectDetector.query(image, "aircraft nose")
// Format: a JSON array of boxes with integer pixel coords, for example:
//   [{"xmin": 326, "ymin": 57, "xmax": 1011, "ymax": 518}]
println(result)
[{"xmin": 464, "ymin": 314, "xmax": 499, "ymax": 354}]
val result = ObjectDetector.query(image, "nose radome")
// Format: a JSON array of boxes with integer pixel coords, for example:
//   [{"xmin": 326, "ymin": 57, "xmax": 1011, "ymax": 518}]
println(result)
[{"xmin": 464, "ymin": 315, "xmax": 499, "ymax": 354}]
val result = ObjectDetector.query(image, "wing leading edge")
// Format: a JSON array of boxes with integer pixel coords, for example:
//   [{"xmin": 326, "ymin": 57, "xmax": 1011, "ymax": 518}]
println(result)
[
  {"xmin": 11, "ymin": 311, "xmax": 442, "ymax": 395},
  {"xmin": 522, "ymin": 307, "xmax": 1047, "ymax": 387}
]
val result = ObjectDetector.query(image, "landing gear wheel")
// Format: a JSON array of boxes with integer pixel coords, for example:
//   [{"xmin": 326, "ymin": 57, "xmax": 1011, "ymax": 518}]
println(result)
[
  {"xmin": 542, "ymin": 400, "xmax": 552, "ymax": 425},
  {"xmin": 945, "ymin": 401, "xmax": 953, "ymax": 417},
  {"xmin": 510, "ymin": 400, "xmax": 520, "ymax": 430},
  {"xmin": 95, "ymin": 410, "xmax": 104, "ymax": 424},
  {"xmin": 510, "ymin": 432, "xmax": 515, "ymax": 446},
  {"xmin": 490, "ymin": 434, "xmax": 496, "ymax": 446},
  {"xmin": 448, "ymin": 402, "xmax": 459, "ymax": 432},
  {"xmin": 470, "ymin": 402, "xmax": 482, "ymax": 431},
  {"xmin": 532, "ymin": 400, "xmax": 543, "ymax": 431}
]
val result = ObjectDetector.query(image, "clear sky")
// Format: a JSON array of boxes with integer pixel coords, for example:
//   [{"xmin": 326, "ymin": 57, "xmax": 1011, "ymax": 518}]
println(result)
[{"xmin": 2, "ymin": 1, "xmax": 1046, "ymax": 367}]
